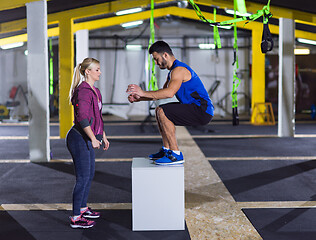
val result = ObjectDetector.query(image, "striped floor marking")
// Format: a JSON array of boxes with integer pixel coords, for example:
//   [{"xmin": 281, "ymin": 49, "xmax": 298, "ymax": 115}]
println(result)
[
  {"xmin": 2, "ymin": 201, "xmax": 316, "ymax": 211},
  {"xmin": 0, "ymin": 135, "xmax": 161, "ymax": 140},
  {"xmin": 237, "ymin": 201, "xmax": 316, "ymax": 209},
  {"xmin": 207, "ymin": 156, "xmax": 316, "ymax": 161},
  {"xmin": 0, "ymin": 203, "xmax": 132, "ymax": 211},
  {"xmin": 194, "ymin": 134, "xmax": 316, "ymax": 138},
  {"xmin": 0, "ymin": 122, "xmax": 154, "ymax": 126},
  {"xmin": 0, "ymin": 158, "xmax": 132, "ymax": 163},
  {"xmin": 1, "ymin": 134, "xmax": 316, "ymax": 140},
  {"xmin": 193, "ymin": 134, "xmax": 277, "ymax": 138}
]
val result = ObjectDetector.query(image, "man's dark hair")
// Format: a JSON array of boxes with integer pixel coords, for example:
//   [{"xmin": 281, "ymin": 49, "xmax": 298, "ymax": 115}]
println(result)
[{"xmin": 149, "ymin": 40, "xmax": 174, "ymax": 56}]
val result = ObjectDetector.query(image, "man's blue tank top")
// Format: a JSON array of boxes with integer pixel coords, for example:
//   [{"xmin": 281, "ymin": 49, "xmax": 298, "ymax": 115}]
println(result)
[{"xmin": 167, "ymin": 59, "xmax": 214, "ymax": 116}]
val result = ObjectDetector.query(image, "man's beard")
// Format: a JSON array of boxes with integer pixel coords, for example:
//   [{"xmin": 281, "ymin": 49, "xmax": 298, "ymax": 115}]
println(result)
[{"xmin": 159, "ymin": 57, "xmax": 168, "ymax": 69}]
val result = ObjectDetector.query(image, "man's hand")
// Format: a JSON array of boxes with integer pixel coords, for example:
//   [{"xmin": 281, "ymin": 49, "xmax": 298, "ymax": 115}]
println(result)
[
  {"xmin": 128, "ymin": 93, "xmax": 140, "ymax": 103},
  {"xmin": 126, "ymin": 84, "xmax": 144, "ymax": 96}
]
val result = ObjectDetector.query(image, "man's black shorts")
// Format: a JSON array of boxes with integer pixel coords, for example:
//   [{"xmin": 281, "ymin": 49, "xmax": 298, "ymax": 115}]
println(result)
[{"xmin": 159, "ymin": 102, "xmax": 213, "ymax": 126}]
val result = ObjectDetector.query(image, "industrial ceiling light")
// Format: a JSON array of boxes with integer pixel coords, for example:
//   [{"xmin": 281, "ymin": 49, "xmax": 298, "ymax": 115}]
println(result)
[
  {"xmin": 225, "ymin": 9, "xmax": 252, "ymax": 17},
  {"xmin": 126, "ymin": 44, "xmax": 142, "ymax": 50},
  {"xmin": 199, "ymin": 43, "xmax": 216, "ymax": 50},
  {"xmin": 177, "ymin": 1, "xmax": 188, "ymax": 8},
  {"xmin": 217, "ymin": 25, "xmax": 232, "ymax": 30},
  {"xmin": 294, "ymin": 48, "xmax": 310, "ymax": 55},
  {"xmin": 297, "ymin": 38, "xmax": 316, "ymax": 46},
  {"xmin": 116, "ymin": 7, "xmax": 142, "ymax": 16},
  {"xmin": 121, "ymin": 20, "xmax": 143, "ymax": 28},
  {"xmin": 0, "ymin": 42, "xmax": 24, "ymax": 50}
]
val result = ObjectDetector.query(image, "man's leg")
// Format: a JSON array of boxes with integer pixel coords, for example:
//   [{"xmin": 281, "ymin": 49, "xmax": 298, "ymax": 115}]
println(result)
[
  {"xmin": 155, "ymin": 107, "xmax": 170, "ymax": 149},
  {"xmin": 156, "ymin": 106, "xmax": 179, "ymax": 151}
]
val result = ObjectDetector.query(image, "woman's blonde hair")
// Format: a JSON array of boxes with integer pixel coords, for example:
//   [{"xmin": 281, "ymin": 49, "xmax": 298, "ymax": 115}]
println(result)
[{"xmin": 68, "ymin": 57, "xmax": 100, "ymax": 104}]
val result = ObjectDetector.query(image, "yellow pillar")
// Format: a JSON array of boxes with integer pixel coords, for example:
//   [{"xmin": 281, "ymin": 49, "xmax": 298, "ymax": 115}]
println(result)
[
  {"xmin": 59, "ymin": 18, "xmax": 74, "ymax": 138},
  {"xmin": 251, "ymin": 29, "xmax": 265, "ymax": 123}
]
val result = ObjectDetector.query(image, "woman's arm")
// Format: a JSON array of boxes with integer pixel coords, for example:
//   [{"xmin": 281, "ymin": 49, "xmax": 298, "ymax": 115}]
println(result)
[
  {"xmin": 102, "ymin": 131, "xmax": 110, "ymax": 150},
  {"xmin": 82, "ymin": 125, "xmax": 101, "ymax": 149}
]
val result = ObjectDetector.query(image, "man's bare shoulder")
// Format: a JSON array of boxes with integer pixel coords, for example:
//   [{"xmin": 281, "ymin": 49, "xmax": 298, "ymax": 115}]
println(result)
[{"xmin": 170, "ymin": 66, "xmax": 191, "ymax": 82}]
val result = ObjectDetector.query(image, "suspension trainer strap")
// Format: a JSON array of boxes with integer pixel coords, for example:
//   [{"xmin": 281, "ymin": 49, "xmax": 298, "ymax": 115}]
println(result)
[
  {"xmin": 49, "ymin": 38, "xmax": 54, "ymax": 95},
  {"xmin": 188, "ymin": 0, "xmax": 272, "ymax": 28},
  {"xmin": 187, "ymin": 0, "xmax": 273, "ymax": 125},
  {"xmin": 187, "ymin": 0, "xmax": 216, "ymax": 25},
  {"xmin": 236, "ymin": 0, "xmax": 247, "ymax": 14},
  {"xmin": 213, "ymin": 8, "xmax": 221, "ymax": 49},
  {"xmin": 148, "ymin": 0, "xmax": 158, "ymax": 91},
  {"xmin": 231, "ymin": 0, "xmax": 241, "ymax": 126},
  {"xmin": 261, "ymin": 0, "xmax": 274, "ymax": 53}
]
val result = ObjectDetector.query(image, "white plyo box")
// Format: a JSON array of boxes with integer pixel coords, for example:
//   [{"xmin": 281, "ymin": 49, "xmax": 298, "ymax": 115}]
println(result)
[{"xmin": 132, "ymin": 157, "xmax": 185, "ymax": 231}]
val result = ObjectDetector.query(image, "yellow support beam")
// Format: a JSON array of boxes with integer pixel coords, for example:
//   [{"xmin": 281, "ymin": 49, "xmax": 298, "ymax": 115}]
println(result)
[
  {"xmin": 0, "ymin": 0, "xmax": 170, "ymax": 34},
  {"xmin": 58, "ymin": 18, "xmax": 74, "ymax": 138},
  {"xmin": 0, "ymin": 27, "xmax": 59, "ymax": 46},
  {"xmin": 1, "ymin": 0, "xmax": 316, "ymax": 35},
  {"xmin": 0, "ymin": 19, "xmax": 27, "ymax": 35},
  {"xmin": 251, "ymin": 29, "xmax": 266, "ymax": 124},
  {"xmin": 2, "ymin": 6, "xmax": 316, "ymax": 45},
  {"xmin": 49, "ymin": 0, "xmax": 170, "ymax": 22},
  {"xmin": 0, "ymin": 34, "xmax": 27, "ymax": 46},
  {"xmin": 74, "ymin": 8, "xmax": 163, "ymax": 32},
  {"xmin": 0, "ymin": 0, "xmax": 49, "ymax": 11}
]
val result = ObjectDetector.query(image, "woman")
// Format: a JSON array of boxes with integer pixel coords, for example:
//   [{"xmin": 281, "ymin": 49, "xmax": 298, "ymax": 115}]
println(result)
[{"xmin": 66, "ymin": 58, "xmax": 109, "ymax": 229}]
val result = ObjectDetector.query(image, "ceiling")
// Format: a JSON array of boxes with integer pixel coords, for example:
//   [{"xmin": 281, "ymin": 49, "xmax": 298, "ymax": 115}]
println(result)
[{"xmin": 0, "ymin": 0, "xmax": 315, "ymax": 24}]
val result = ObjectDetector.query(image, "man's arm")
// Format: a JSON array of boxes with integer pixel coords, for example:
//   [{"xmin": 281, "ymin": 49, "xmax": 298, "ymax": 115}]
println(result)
[
  {"xmin": 127, "ymin": 67, "xmax": 188, "ymax": 101},
  {"xmin": 127, "ymin": 94, "xmax": 153, "ymax": 103},
  {"xmin": 127, "ymin": 77, "xmax": 170, "ymax": 103},
  {"xmin": 162, "ymin": 77, "xmax": 169, "ymax": 89}
]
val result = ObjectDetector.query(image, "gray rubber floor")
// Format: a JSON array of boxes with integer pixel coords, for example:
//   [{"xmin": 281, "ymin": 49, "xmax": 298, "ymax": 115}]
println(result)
[
  {"xmin": 0, "ymin": 210, "xmax": 190, "ymax": 240},
  {"xmin": 243, "ymin": 208, "xmax": 316, "ymax": 240},
  {"xmin": 2, "ymin": 121, "xmax": 316, "ymax": 239},
  {"xmin": 0, "ymin": 121, "xmax": 189, "ymax": 240},
  {"xmin": 209, "ymin": 160, "xmax": 316, "ymax": 202},
  {"xmin": 195, "ymin": 137, "xmax": 316, "ymax": 157},
  {"xmin": 0, "ymin": 138, "xmax": 163, "ymax": 159}
]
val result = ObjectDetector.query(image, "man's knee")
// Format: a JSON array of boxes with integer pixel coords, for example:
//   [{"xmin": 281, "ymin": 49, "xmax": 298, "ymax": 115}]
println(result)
[{"xmin": 155, "ymin": 106, "xmax": 164, "ymax": 117}]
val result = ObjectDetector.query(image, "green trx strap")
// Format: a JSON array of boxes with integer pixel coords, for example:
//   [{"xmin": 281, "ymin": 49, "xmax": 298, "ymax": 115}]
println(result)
[
  {"xmin": 187, "ymin": 0, "xmax": 215, "ymax": 25},
  {"xmin": 49, "ymin": 38, "xmax": 54, "ymax": 95},
  {"xmin": 188, "ymin": 0, "xmax": 221, "ymax": 49},
  {"xmin": 148, "ymin": 0, "xmax": 158, "ymax": 91},
  {"xmin": 236, "ymin": 0, "xmax": 247, "ymax": 14},
  {"xmin": 188, "ymin": 0, "xmax": 272, "ymax": 29},
  {"xmin": 213, "ymin": 8, "xmax": 221, "ymax": 49},
  {"xmin": 231, "ymin": 0, "xmax": 241, "ymax": 126}
]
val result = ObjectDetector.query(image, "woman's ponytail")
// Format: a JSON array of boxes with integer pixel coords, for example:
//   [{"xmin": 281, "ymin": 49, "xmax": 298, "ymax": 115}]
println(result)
[{"xmin": 68, "ymin": 64, "xmax": 82, "ymax": 104}]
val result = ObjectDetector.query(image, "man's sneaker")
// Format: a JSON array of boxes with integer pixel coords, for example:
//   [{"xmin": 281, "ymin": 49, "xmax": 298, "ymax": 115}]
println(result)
[
  {"xmin": 149, "ymin": 148, "xmax": 167, "ymax": 160},
  {"xmin": 70, "ymin": 215, "xmax": 96, "ymax": 229},
  {"xmin": 154, "ymin": 150, "xmax": 184, "ymax": 165},
  {"xmin": 81, "ymin": 207, "xmax": 100, "ymax": 219}
]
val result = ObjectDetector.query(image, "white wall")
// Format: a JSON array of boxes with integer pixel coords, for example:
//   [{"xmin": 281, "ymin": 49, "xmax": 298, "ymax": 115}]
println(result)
[{"xmin": 0, "ymin": 47, "xmax": 28, "ymax": 117}]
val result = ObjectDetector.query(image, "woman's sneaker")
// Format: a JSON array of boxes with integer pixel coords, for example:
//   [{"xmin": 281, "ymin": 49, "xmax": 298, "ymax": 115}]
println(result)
[
  {"xmin": 149, "ymin": 148, "xmax": 167, "ymax": 160},
  {"xmin": 70, "ymin": 215, "xmax": 96, "ymax": 229},
  {"xmin": 81, "ymin": 207, "xmax": 101, "ymax": 219},
  {"xmin": 155, "ymin": 150, "xmax": 184, "ymax": 165}
]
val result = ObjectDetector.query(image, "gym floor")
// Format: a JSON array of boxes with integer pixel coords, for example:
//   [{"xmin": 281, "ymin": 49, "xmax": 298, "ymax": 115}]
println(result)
[{"xmin": 1, "ymin": 117, "xmax": 316, "ymax": 240}]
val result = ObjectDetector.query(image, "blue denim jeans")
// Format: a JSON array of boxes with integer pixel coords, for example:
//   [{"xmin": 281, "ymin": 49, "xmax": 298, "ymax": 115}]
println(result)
[{"xmin": 66, "ymin": 127, "xmax": 95, "ymax": 216}]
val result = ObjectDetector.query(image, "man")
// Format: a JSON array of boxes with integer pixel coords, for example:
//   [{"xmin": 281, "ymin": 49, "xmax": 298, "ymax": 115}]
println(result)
[{"xmin": 126, "ymin": 40, "xmax": 214, "ymax": 165}]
